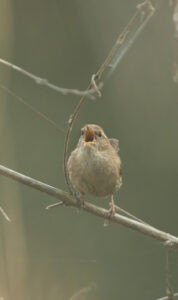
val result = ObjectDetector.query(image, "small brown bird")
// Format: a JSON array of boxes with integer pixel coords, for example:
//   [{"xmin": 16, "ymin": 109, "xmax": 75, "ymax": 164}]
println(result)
[{"xmin": 67, "ymin": 124, "xmax": 122, "ymax": 215}]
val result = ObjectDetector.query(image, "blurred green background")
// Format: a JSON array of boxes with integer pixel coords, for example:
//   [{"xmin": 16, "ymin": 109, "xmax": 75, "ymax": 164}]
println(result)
[{"xmin": 0, "ymin": 0, "xmax": 178, "ymax": 299}]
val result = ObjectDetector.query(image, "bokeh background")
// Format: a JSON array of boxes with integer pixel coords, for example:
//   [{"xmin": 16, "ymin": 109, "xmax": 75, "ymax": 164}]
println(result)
[{"xmin": 0, "ymin": 1, "xmax": 178, "ymax": 299}]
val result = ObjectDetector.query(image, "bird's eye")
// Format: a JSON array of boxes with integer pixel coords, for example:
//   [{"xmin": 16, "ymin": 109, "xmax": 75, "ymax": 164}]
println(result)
[{"xmin": 97, "ymin": 131, "xmax": 102, "ymax": 137}]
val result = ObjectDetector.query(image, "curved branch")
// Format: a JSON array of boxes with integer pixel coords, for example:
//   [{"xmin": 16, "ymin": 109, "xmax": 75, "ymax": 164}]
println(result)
[
  {"xmin": 0, "ymin": 59, "xmax": 96, "ymax": 99},
  {"xmin": 63, "ymin": 0, "xmax": 157, "ymax": 193},
  {"xmin": 0, "ymin": 164, "xmax": 178, "ymax": 249}
]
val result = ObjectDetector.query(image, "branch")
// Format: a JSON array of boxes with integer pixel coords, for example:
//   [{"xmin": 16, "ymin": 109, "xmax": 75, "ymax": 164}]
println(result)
[
  {"xmin": 0, "ymin": 58, "xmax": 97, "ymax": 99},
  {"xmin": 156, "ymin": 293, "xmax": 178, "ymax": 300},
  {"xmin": 173, "ymin": 0, "xmax": 178, "ymax": 82},
  {"xmin": 0, "ymin": 164, "xmax": 178, "ymax": 249},
  {"xmin": 69, "ymin": 283, "xmax": 96, "ymax": 300},
  {"xmin": 0, "ymin": 206, "xmax": 11, "ymax": 222}
]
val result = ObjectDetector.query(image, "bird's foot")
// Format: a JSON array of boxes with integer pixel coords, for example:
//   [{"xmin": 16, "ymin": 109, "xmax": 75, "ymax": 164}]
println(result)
[
  {"xmin": 104, "ymin": 196, "xmax": 115, "ymax": 226},
  {"xmin": 108, "ymin": 202, "xmax": 115, "ymax": 217},
  {"xmin": 76, "ymin": 193, "xmax": 85, "ymax": 209}
]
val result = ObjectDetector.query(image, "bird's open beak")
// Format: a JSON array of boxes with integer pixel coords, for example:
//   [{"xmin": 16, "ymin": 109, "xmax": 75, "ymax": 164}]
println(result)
[{"xmin": 84, "ymin": 126, "xmax": 95, "ymax": 145}]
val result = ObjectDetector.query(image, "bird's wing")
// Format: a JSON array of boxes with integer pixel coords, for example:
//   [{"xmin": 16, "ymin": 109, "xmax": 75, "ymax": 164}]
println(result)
[{"xmin": 109, "ymin": 138, "xmax": 119, "ymax": 152}]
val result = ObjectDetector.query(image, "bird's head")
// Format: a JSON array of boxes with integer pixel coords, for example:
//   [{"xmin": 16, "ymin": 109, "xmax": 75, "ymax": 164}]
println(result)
[{"xmin": 79, "ymin": 124, "xmax": 110, "ymax": 151}]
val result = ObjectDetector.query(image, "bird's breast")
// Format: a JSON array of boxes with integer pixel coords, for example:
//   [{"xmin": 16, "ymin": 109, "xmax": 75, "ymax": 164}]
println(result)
[{"xmin": 68, "ymin": 147, "xmax": 121, "ymax": 197}]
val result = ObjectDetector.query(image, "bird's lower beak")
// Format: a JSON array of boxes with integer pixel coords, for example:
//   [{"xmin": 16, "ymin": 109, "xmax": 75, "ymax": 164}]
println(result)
[{"xmin": 84, "ymin": 126, "xmax": 95, "ymax": 145}]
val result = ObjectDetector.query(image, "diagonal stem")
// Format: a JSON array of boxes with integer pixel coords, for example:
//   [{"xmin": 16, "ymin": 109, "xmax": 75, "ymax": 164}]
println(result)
[{"xmin": 0, "ymin": 163, "xmax": 178, "ymax": 249}]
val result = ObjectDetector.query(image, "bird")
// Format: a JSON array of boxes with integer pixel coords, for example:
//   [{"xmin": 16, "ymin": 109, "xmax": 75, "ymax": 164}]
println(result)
[{"xmin": 67, "ymin": 124, "xmax": 122, "ymax": 215}]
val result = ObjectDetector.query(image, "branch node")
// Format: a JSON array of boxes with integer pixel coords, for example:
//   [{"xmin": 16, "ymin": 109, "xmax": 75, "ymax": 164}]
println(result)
[
  {"xmin": 68, "ymin": 114, "xmax": 74, "ymax": 125},
  {"xmin": 163, "ymin": 239, "xmax": 176, "ymax": 248},
  {"xmin": 137, "ymin": 0, "xmax": 155, "ymax": 15},
  {"xmin": 35, "ymin": 78, "xmax": 48, "ymax": 85},
  {"xmin": 91, "ymin": 74, "xmax": 102, "ymax": 97}
]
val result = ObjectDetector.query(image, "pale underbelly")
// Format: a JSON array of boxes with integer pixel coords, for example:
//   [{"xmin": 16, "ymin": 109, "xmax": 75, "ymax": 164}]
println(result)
[{"xmin": 73, "ymin": 163, "xmax": 120, "ymax": 197}]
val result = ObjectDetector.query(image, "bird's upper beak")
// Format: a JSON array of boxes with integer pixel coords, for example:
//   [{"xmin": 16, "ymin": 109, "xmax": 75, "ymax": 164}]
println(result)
[{"xmin": 84, "ymin": 126, "xmax": 95, "ymax": 145}]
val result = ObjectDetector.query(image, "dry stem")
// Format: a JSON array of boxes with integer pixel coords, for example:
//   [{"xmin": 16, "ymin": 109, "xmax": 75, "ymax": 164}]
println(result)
[
  {"xmin": 0, "ymin": 58, "xmax": 98, "ymax": 99},
  {"xmin": 0, "ymin": 206, "xmax": 11, "ymax": 222},
  {"xmin": 0, "ymin": 164, "xmax": 178, "ymax": 249}
]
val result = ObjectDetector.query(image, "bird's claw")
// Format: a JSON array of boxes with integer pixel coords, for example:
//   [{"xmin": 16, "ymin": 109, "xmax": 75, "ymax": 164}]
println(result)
[{"xmin": 76, "ymin": 194, "xmax": 85, "ymax": 209}]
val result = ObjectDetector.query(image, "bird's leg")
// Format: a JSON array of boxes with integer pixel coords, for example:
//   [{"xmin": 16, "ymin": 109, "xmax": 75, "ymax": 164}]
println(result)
[
  {"xmin": 109, "ymin": 194, "xmax": 115, "ymax": 216},
  {"xmin": 104, "ymin": 195, "xmax": 115, "ymax": 226},
  {"xmin": 78, "ymin": 192, "xmax": 85, "ymax": 208}
]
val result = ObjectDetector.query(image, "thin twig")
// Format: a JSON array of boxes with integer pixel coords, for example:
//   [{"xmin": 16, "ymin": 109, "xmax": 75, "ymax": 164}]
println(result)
[
  {"xmin": 69, "ymin": 283, "xmax": 96, "ymax": 300},
  {"xmin": 46, "ymin": 201, "xmax": 63, "ymax": 209},
  {"xmin": 0, "ymin": 82, "xmax": 66, "ymax": 134},
  {"xmin": 156, "ymin": 293, "xmax": 178, "ymax": 300},
  {"xmin": 95, "ymin": 1, "xmax": 155, "ymax": 81},
  {"xmin": 63, "ymin": 83, "xmax": 92, "ymax": 195},
  {"xmin": 0, "ymin": 58, "xmax": 97, "ymax": 99},
  {"xmin": 114, "ymin": 205, "xmax": 150, "ymax": 226},
  {"xmin": 63, "ymin": 0, "xmax": 157, "ymax": 194},
  {"xmin": 0, "ymin": 164, "xmax": 178, "ymax": 249},
  {"xmin": 0, "ymin": 206, "xmax": 11, "ymax": 222},
  {"xmin": 91, "ymin": 74, "xmax": 102, "ymax": 97}
]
